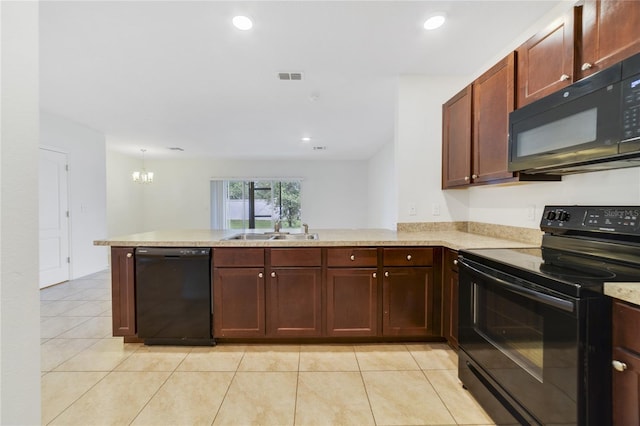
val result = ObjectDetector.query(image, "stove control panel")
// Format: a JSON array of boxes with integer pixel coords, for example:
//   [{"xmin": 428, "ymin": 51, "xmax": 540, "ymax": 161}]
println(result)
[{"xmin": 541, "ymin": 205, "xmax": 640, "ymax": 235}]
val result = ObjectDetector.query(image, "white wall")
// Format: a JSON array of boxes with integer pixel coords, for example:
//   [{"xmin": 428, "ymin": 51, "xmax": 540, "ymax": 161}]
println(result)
[
  {"xmin": 0, "ymin": 2, "xmax": 41, "ymax": 423},
  {"xmin": 106, "ymin": 150, "xmax": 145, "ymax": 237},
  {"xmin": 40, "ymin": 112, "xmax": 109, "ymax": 276},
  {"xmin": 367, "ymin": 141, "xmax": 396, "ymax": 229},
  {"xmin": 106, "ymin": 156, "xmax": 370, "ymax": 234}
]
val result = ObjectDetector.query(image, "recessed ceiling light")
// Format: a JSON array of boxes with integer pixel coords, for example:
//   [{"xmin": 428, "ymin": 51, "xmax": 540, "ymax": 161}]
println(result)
[
  {"xmin": 424, "ymin": 13, "xmax": 446, "ymax": 30},
  {"xmin": 301, "ymin": 137, "xmax": 311, "ymax": 142},
  {"xmin": 232, "ymin": 15, "xmax": 253, "ymax": 31}
]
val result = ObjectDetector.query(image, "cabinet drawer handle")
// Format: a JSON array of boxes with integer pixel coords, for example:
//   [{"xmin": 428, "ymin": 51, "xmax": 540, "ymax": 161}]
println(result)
[
  {"xmin": 384, "ymin": 271, "xmax": 389, "ymax": 277},
  {"xmin": 271, "ymin": 272, "xmax": 276, "ymax": 278},
  {"xmin": 464, "ymin": 176, "xmax": 470, "ymax": 181},
  {"xmin": 258, "ymin": 272, "xmax": 264, "ymax": 278},
  {"xmin": 406, "ymin": 254, "xmax": 412, "ymax": 261},
  {"xmin": 560, "ymin": 74, "xmax": 570, "ymax": 81},
  {"xmin": 581, "ymin": 62, "xmax": 593, "ymax": 71},
  {"xmin": 126, "ymin": 253, "xmax": 132, "ymax": 258},
  {"xmin": 453, "ymin": 259, "xmax": 458, "ymax": 265},
  {"xmin": 612, "ymin": 360, "xmax": 628, "ymax": 372},
  {"xmin": 372, "ymin": 272, "xmax": 377, "ymax": 278},
  {"xmin": 472, "ymin": 174, "xmax": 478, "ymax": 179},
  {"xmin": 350, "ymin": 254, "xmax": 355, "ymax": 261}
]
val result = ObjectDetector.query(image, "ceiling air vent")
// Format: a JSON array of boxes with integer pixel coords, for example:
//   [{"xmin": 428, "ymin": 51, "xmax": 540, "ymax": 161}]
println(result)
[
  {"xmin": 313, "ymin": 146, "xmax": 327, "ymax": 151},
  {"xmin": 278, "ymin": 72, "xmax": 303, "ymax": 81},
  {"xmin": 168, "ymin": 147, "xmax": 184, "ymax": 151}
]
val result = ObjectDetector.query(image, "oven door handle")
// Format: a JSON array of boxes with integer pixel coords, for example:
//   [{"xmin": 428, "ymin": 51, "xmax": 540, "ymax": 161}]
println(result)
[{"xmin": 460, "ymin": 259, "xmax": 575, "ymax": 313}]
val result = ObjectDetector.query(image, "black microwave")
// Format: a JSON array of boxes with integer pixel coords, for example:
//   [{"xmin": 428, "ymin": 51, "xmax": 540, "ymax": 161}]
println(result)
[{"xmin": 508, "ymin": 51, "xmax": 640, "ymax": 175}]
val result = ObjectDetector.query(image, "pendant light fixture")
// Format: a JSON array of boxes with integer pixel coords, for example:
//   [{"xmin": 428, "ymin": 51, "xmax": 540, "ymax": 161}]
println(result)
[{"xmin": 132, "ymin": 148, "xmax": 154, "ymax": 183}]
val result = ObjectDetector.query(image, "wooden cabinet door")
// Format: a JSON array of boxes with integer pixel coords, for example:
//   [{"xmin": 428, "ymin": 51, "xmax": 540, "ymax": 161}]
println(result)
[
  {"xmin": 612, "ymin": 346, "xmax": 640, "ymax": 425},
  {"xmin": 580, "ymin": 0, "xmax": 640, "ymax": 79},
  {"xmin": 472, "ymin": 53, "xmax": 516, "ymax": 184},
  {"xmin": 516, "ymin": 12, "xmax": 575, "ymax": 108},
  {"xmin": 442, "ymin": 249, "xmax": 459, "ymax": 350},
  {"xmin": 382, "ymin": 267, "xmax": 433, "ymax": 337},
  {"xmin": 110, "ymin": 247, "xmax": 136, "ymax": 336},
  {"xmin": 442, "ymin": 85, "xmax": 473, "ymax": 188},
  {"xmin": 267, "ymin": 268, "xmax": 322, "ymax": 337},
  {"xmin": 326, "ymin": 268, "xmax": 378, "ymax": 337},
  {"xmin": 213, "ymin": 267, "xmax": 265, "ymax": 338}
]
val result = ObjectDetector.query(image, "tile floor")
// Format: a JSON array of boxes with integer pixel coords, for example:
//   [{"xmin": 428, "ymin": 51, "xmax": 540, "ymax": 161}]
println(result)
[{"xmin": 41, "ymin": 270, "xmax": 495, "ymax": 426}]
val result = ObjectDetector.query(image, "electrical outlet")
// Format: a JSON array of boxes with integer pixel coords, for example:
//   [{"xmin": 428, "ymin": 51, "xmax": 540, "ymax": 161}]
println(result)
[
  {"xmin": 408, "ymin": 203, "xmax": 417, "ymax": 216},
  {"xmin": 432, "ymin": 204, "xmax": 441, "ymax": 216}
]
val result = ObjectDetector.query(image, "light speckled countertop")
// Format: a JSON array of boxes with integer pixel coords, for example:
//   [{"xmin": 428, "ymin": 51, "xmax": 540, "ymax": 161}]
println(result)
[
  {"xmin": 93, "ymin": 228, "xmax": 535, "ymax": 251},
  {"xmin": 604, "ymin": 283, "xmax": 640, "ymax": 306}
]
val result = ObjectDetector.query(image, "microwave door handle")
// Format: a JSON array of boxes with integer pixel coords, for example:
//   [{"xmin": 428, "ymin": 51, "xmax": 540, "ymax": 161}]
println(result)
[{"xmin": 460, "ymin": 260, "xmax": 575, "ymax": 313}]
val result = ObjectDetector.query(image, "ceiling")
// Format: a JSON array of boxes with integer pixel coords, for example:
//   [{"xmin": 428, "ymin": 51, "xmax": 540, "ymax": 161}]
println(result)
[{"xmin": 39, "ymin": 1, "xmax": 562, "ymax": 160}]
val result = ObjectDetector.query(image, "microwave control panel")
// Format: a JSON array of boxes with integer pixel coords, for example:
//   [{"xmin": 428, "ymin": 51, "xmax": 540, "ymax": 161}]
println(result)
[{"xmin": 622, "ymin": 74, "xmax": 640, "ymax": 141}]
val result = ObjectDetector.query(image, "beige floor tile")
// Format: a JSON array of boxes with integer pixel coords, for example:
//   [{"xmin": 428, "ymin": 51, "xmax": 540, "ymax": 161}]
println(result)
[
  {"xmin": 49, "ymin": 371, "xmax": 170, "ymax": 426},
  {"xmin": 354, "ymin": 344, "xmax": 420, "ymax": 371},
  {"xmin": 63, "ymin": 288, "xmax": 111, "ymax": 301},
  {"xmin": 131, "ymin": 371, "xmax": 234, "ymax": 425},
  {"xmin": 41, "ymin": 338, "xmax": 101, "ymax": 372},
  {"xmin": 295, "ymin": 372, "xmax": 375, "ymax": 425},
  {"xmin": 62, "ymin": 300, "xmax": 112, "ymax": 317},
  {"xmin": 40, "ymin": 285, "xmax": 81, "ymax": 301},
  {"xmin": 426, "ymin": 369, "xmax": 497, "ymax": 425},
  {"xmin": 299, "ymin": 345, "xmax": 359, "ymax": 372},
  {"xmin": 41, "ymin": 371, "xmax": 108, "ymax": 424},
  {"xmin": 406, "ymin": 343, "xmax": 458, "ymax": 370},
  {"xmin": 56, "ymin": 316, "xmax": 112, "ymax": 339},
  {"xmin": 363, "ymin": 370, "xmax": 456, "ymax": 425},
  {"xmin": 40, "ymin": 300, "xmax": 87, "ymax": 317},
  {"xmin": 237, "ymin": 344, "xmax": 300, "ymax": 371},
  {"xmin": 213, "ymin": 372, "xmax": 297, "ymax": 425},
  {"xmin": 115, "ymin": 345, "xmax": 190, "ymax": 372},
  {"xmin": 177, "ymin": 345, "xmax": 246, "ymax": 371},
  {"xmin": 41, "ymin": 316, "xmax": 92, "ymax": 339},
  {"xmin": 54, "ymin": 338, "xmax": 139, "ymax": 372}
]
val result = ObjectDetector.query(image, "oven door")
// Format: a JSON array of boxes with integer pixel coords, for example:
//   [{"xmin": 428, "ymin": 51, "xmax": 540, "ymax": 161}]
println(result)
[{"xmin": 459, "ymin": 257, "xmax": 580, "ymax": 425}]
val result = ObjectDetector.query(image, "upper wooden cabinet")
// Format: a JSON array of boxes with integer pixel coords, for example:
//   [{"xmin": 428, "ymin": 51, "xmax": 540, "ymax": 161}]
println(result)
[
  {"xmin": 516, "ymin": 12, "xmax": 575, "ymax": 108},
  {"xmin": 579, "ymin": 0, "xmax": 640, "ymax": 79},
  {"xmin": 442, "ymin": 53, "xmax": 519, "ymax": 188}
]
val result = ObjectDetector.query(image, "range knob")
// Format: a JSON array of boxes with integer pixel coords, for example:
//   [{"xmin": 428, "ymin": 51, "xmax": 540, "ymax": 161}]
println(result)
[
  {"xmin": 546, "ymin": 211, "xmax": 557, "ymax": 220},
  {"xmin": 559, "ymin": 211, "xmax": 570, "ymax": 222}
]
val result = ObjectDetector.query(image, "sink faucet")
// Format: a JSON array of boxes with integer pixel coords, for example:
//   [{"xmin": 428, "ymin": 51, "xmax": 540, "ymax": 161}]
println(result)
[
  {"xmin": 274, "ymin": 220, "xmax": 281, "ymax": 233},
  {"xmin": 303, "ymin": 223, "xmax": 309, "ymax": 234}
]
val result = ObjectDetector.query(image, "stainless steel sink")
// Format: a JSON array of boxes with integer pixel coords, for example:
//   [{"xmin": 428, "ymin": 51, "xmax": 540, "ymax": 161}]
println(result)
[{"xmin": 223, "ymin": 232, "xmax": 319, "ymax": 241}]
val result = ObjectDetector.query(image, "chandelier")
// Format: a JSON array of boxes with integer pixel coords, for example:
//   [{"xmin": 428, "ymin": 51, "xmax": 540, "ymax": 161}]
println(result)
[{"xmin": 132, "ymin": 148, "xmax": 154, "ymax": 183}]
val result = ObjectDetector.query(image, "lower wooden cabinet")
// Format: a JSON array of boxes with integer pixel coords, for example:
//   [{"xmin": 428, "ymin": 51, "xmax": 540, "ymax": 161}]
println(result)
[
  {"xmin": 110, "ymin": 247, "xmax": 136, "ymax": 336},
  {"xmin": 442, "ymin": 249, "xmax": 459, "ymax": 350},
  {"xmin": 326, "ymin": 268, "xmax": 378, "ymax": 337},
  {"xmin": 213, "ymin": 267, "xmax": 265, "ymax": 338},
  {"xmin": 612, "ymin": 299, "xmax": 640, "ymax": 425},
  {"xmin": 268, "ymin": 268, "xmax": 322, "ymax": 337},
  {"xmin": 382, "ymin": 267, "xmax": 434, "ymax": 336}
]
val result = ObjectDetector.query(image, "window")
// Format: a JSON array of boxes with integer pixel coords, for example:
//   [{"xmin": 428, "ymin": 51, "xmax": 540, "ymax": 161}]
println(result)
[{"xmin": 211, "ymin": 179, "xmax": 302, "ymax": 230}]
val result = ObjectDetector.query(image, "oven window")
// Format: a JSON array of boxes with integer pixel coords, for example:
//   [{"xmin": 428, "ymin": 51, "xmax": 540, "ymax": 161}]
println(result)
[{"xmin": 474, "ymin": 282, "xmax": 544, "ymax": 382}]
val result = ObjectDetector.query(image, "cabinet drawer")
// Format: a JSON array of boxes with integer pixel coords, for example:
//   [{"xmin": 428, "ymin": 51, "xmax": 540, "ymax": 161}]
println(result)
[
  {"xmin": 383, "ymin": 248, "xmax": 433, "ymax": 266},
  {"xmin": 270, "ymin": 248, "xmax": 321, "ymax": 267},
  {"xmin": 213, "ymin": 248, "xmax": 264, "ymax": 267},
  {"xmin": 327, "ymin": 248, "xmax": 377, "ymax": 267},
  {"xmin": 613, "ymin": 300, "xmax": 640, "ymax": 353}
]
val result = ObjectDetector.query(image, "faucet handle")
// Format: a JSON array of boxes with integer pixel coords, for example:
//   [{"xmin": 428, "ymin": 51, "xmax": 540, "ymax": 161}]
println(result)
[{"xmin": 302, "ymin": 223, "xmax": 309, "ymax": 234}]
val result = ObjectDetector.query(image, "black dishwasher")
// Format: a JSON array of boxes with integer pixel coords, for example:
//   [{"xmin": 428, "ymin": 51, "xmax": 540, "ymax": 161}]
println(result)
[{"xmin": 135, "ymin": 247, "xmax": 214, "ymax": 345}]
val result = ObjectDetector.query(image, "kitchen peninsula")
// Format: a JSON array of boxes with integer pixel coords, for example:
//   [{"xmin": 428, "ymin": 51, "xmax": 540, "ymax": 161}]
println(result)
[{"xmin": 95, "ymin": 226, "xmax": 538, "ymax": 344}]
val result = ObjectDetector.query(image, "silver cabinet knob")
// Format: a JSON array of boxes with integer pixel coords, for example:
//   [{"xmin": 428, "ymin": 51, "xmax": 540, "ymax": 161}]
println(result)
[
  {"xmin": 372, "ymin": 272, "xmax": 377, "ymax": 278},
  {"xmin": 384, "ymin": 271, "xmax": 389, "ymax": 277},
  {"xmin": 258, "ymin": 272, "xmax": 264, "ymax": 278},
  {"xmin": 560, "ymin": 74, "xmax": 570, "ymax": 81},
  {"xmin": 270, "ymin": 272, "xmax": 276, "ymax": 278},
  {"xmin": 126, "ymin": 253, "xmax": 132, "ymax": 258},
  {"xmin": 350, "ymin": 254, "xmax": 355, "ymax": 261},
  {"xmin": 453, "ymin": 259, "xmax": 458, "ymax": 265},
  {"xmin": 612, "ymin": 360, "xmax": 628, "ymax": 372},
  {"xmin": 581, "ymin": 62, "xmax": 593, "ymax": 71},
  {"xmin": 406, "ymin": 254, "xmax": 412, "ymax": 261},
  {"xmin": 464, "ymin": 176, "xmax": 470, "ymax": 181},
  {"xmin": 472, "ymin": 174, "xmax": 478, "ymax": 179}
]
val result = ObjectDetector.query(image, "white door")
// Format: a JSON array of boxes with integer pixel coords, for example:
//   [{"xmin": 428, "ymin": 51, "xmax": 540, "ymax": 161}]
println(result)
[{"xmin": 39, "ymin": 148, "xmax": 70, "ymax": 288}]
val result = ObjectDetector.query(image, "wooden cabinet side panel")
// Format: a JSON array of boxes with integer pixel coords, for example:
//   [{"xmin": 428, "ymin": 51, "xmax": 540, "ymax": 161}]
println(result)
[
  {"xmin": 326, "ymin": 269, "xmax": 378, "ymax": 337},
  {"xmin": 473, "ymin": 53, "xmax": 516, "ymax": 184},
  {"xmin": 213, "ymin": 268, "xmax": 265, "ymax": 337},
  {"xmin": 442, "ymin": 249, "xmax": 459, "ymax": 349},
  {"xmin": 110, "ymin": 247, "xmax": 136, "ymax": 336},
  {"xmin": 382, "ymin": 267, "xmax": 434, "ymax": 337},
  {"xmin": 612, "ymin": 347, "xmax": 640, "ymax": 425},
  {"xmin": 268, "ymin": 268, "xmax": 322, "ymax": 337},
  {"xmin": 581, "ymin": 0, "xmax": 640, "ymax": 78},
  {"xmin": 442, "ymin": 85, "xmax": 473, "ymax": 189}
]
